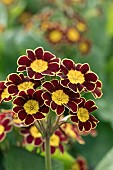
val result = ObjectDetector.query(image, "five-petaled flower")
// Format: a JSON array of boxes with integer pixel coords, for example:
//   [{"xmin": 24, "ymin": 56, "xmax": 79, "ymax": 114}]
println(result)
[
  {"xmin": 13, "ymin": 89, "xmax": 49, "ymax": 125},
  {"xmin": 0, "ymin": 81, "xmax": 12, "ymax": 103},
  {"xmin": 59, "ymin": 59, "xmax": 98, "ymax": 93},
  {"xmin": 42, "ymin": 129, "xmax": 67, "ymax": 154},
  {"xmin": 42, "ymin": 79, "xmax": 81, "ymax": 115},
  {"xmin": 17, "ymin": 47, "xmax": 60, "ymax": 80},
  {"xmin": 20, "ymin": 125, "xmax": 43, "ymax": 146},
  {"xmin": 0, "ymin": 112, "xmax": 12, "ymax": 142},
  {"xmin": 6, "ymin": 73, "xmax": 41, "ymax": 96},
  {"xmin": 70, "ymin": 98, "xmax": 99, "ymax": 132}
]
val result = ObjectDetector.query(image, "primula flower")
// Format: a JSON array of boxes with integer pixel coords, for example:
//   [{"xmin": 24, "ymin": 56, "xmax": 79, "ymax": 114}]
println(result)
[
  {"xmin": 17, "ymin": 47, "xmax": 60, "ymax": 80},
  {"xmin": 0, "ymin": 81, "xmax": 12, "ymax": 103},
  {"xmin": 59, "ymin": 59, "xmax": 98, "ymax": 93},
  {"xmin": 46, "ymin": 27, "xmax": 64, "ymax": 44},
  {"xmin": 76, "ymin": 20, "xmax": 87, "ymax": 33},
  {"xmin": 66, "ymin": 27, "xmax": 81, "ymax": 43},
  {"xmin": 61, "ymin": 123, "xmax": 85, "ymax": 144},
  {"xmin": 6, "ymin": 73, "xmax": 41, "ymax": 96},
  {"xmin": 42, "ymin": 79, "xmax": 81, "ymax": 115},
  {"xmin": 0, "ymin": 113, "xmax": 12, "ymax": 142},
  {"xmin": 78, "ymin": 39, "xmax": 91, "ymax": 55},
  {"xmin": 20, "ymin": 125, "xmax": 43, "ymax": 146},
  {"xmin": 72, "ymin": 156, "xmax": 88, "ymax": 170},
  {"xmin": 13, "ymin": 89, "xmax": 49, "ymax": 126},
  {"xmin": 70, "ymin": 98, "xmax": 99, "ymax": 132},
  {"xmin": 43, "ymin": 129, "xmax": 67, "ymax": 154}
]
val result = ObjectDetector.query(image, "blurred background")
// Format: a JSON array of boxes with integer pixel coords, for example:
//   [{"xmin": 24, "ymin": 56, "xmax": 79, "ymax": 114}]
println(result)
[{"xmin": 0, "ymin": 0, "xmax": 113, "ymax": 169}]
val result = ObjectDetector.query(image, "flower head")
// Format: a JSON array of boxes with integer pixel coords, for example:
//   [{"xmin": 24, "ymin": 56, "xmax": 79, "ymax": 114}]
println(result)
[
  {"xmin": 0, "ymin": 81, "xmax": 12, "ymax": 103},
  {"xmin": 72, "ymin": 156, "xmax": 88, "ymax": 170},
  {"xmin": 42, "ymin": 79, "xmax": 81, "ymax": 115},
  {"xmin": 66, "ymin": 27, "xmax": 81, "ymax": 43},
  {"xmin": 17, "ymin": 47, "xmax": 60, "ymax": 80},
  {"xmin": 59, "ymin": 59, "xmax": 98, "ymax": 93},
  {"xmin": 13, "ymin": 89, "xmax": 49, "ymax": 126},
  {"xmin": 6, "ymin": 73, "xmax": 41, "ymax": 96},
  {"xmin": 70, "ymin": 98, "xmax": 99, "ymax": 132},
  {"xmin": 0, "ymin": 112, "xmax": 12, "ymax": 142},
  {"xmin": 78, "ymin": 39, "xmax": 91, "ymax": 55},
  {"xmin": 20, "ymin": 125, "xmax": 43, "ymax": 146}
]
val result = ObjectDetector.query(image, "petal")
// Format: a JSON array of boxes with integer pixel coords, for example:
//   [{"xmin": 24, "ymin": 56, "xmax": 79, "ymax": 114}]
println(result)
[
  {"xmin": 8, "ymin": 85, "xmax": 18, "ymax": 94},
  {"xmin": 60, "ymin": 79, "xmax": 69, "ymax": 87},
  {"xmin": 51, "ymin": 101, "xmax": 57, "ymax": 110},
  {"xmin": 19, "ymin": 91, "xmax": 28, "ymax": 100},
  {"xmin": 85, "ymin": 100, "xmax": 95, "ymax": 111},
  {"xmin": 18, "ymin": 109, "xmax": 27, "ymax": 120},
  {"xmin": 80, "ymin": 63, "xmax": 90, "ymax": 74},
  {"xmin": 17, "ymin": 56, "xmax": 31, "ymax": 66},
  {"xmin": 33, "ymin": 112, "xmax": 45, "ymax": 119},
  {"xmin": 51, "ymin": 146, "xmax": 56, "ymax": 154},
  {"xmin": 13, "ymin": 106, "xmax": 23, "ymax": 113},
  {"xmin": 78, "ymin": 121, "xmax": 84, "ymax": 131},
  {"xmin": 39, "ymin": 105, "xmax": 49, "ymax": 114},
  {"xmin": 43, "ymin": 82, "xmax": 55, "ymax": 93},
  {"xmin": 27, "ymin": 89, "xmax": 35, "ymax": 99},
  {"xmin": 27, "ymin": 67, "xmax": 35, "ymax": 78},
  {"xmin": 83, "ymin": 82, "xmax": 95, "ymax": 91},
  {"xmin": 51, "ymin": 79, "xmax": 59, "ymax": 88},
  {"xmin": 35, "ymin": 47, "xmax": 44, "ymax": 59},
  {"xmin": 5, "ymin": 125, "xmax": 12, "ymax": 132},
  {"xmin": 13, "ymin": 97, "xmax": 26, "ymax": 106},
  {"xmin": 2, "ymin": 119, "xmax": 10, "ymax": 127},
  {"xmin": 43, "ymin": 52, "xmax": 55, "ymax": 61},
  {"xmin": 83, "ymin": 121, "xmax": 91, "ymax": 131},
  {"xmin": 48, "ymin": 62, "xmax": 60, "ymax": 73},
  {"xmin": 17, "ymin": 66, "xmax": 26, "ymax": 72},
  {"xmin": 62, "ymin": 59, "xmax": 75, "ymax": 70},
  {"xmin": 34, "ymin": 138, "xmax": 42, "ymax": 146},
  {"xmin": 56, "ymin": 105, "xmax": 65, "ymax": 115},
  {"xmin": 0, "ymin": 133, "xmax": 6, "ymax": 142},
  {"xmin": 27, "ymin": 50, "xmax": 35, "ymax": 61},
  {"xmin": 25, "ymin": 115, "xmax": 34, "ymax": 125},
  {"xmin": 71, "ymin": 115, "xmax": 78, "ymax": 123},
  {"xmin": 66, "ymin": 101, "xmax": 78, "ymax": 112},
  {"xmin": 8, "ymin": 74, "xmax": 22, "ymax": 84},
  {"xmin": 59, "ymin": 144, "xmax": 64, "ymax": 153},
  {"xmin": 60, "ymin": 65, "xmax": 68, "ymax": 75},
  {"xmin": 33, "ymin": 90, "xmax": 44, "ymax": 106},
  {"xmin": 85, "ymin": 73, "xmax": 98, "ymax": 82},
  {"xmin": 26, "ymin": 135, "xmax": 34, "ymax": 144},
  {"xmin": 42, "ymin": 92, "xmax": 51, "ymax": 101},
  {"xmin": 34, "ymin": 73, "xmax": 44, "ymax": 80},
  {"xmin": 68, "ymin": 83, "xmax": 77, "ymax": 92}
]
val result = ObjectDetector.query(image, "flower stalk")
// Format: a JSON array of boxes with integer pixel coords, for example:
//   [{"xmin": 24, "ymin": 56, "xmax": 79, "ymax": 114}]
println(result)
[{"xmin": 45, "ymin": 135, "xmax": 52, "ymax": 170}]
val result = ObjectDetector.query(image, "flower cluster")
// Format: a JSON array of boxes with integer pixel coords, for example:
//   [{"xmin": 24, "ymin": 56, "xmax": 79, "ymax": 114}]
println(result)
[{"xmin": 0, "ymin": 47, "xmax": 102, "ymax": 156}]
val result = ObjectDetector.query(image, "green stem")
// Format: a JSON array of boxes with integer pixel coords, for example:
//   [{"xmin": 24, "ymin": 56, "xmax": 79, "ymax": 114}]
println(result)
[{"xmin": 45, "ymin": 135, "xmax": 52, "ymax": 170}]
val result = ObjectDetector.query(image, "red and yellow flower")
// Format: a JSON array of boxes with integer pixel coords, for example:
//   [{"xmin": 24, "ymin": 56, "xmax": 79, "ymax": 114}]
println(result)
[
  {"xmin": 6, "ymin": 73, "xmax": 41, "ymax": 96},
  {"xmin": 20, "ymin": 125, "xmax": 43, "ymax": 146},
  {"xmin": 59, "ymin": 59, "xmax": 98, "ymax": 93},
  {"xmin": 0, "ymin": 81, "xmax": 12, "ymax": 103},
  {"xmin": 13, "ymin": 89, "xmax": 49, "ymax": 126},
  {"xmin": 72, "ymin": 156, "xmax": 88, "ymax": 170},
  {"xmin": 17, "ymin": 47, "xmax": 60, "ymax": 80},
  {"xmin": 43, "ymin": 129, "xmax": 67, "ymax": 154},
  {"xmin": 42, "ymin": 79, "xmax": 81, "ymax": 115},
  {"xmin": 0, "ymin": 112, "xmax": 12, "ymax": 142},
  {"xmin": 70, "ymin": 98, "xmax": 99, "ymax": 132}
]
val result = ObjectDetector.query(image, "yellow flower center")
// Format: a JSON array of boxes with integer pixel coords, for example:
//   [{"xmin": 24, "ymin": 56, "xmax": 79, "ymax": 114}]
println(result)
[
  {"xmin": 77, "ymin": 108, "xmax": 89, "ymax": 122},
  {"xmin": 18, "ymin": 82, "xmax": 34, "ymax": 91},
  {"xmin": 23, "ymin": 100, "xmax": 39, "ymax": 114},
  {"xmin": 0, "ymin": 125, "xmax": 5, "ymax": 135},
  {"xmin": 72, "ymin": 161, "xmax": 80, "ymax": 170},
  {"xmin": 50, "ymin": 134, "xmax": 60, "ymax": 147},
  {"xmin": 49, "ymin": 30, "xmax": 62, "ymax": 43},
  {"xmin": 67, "ymin": 70, "xmax": 85, "ymax": 84},
  {"xmin": 1, "ymin": 0, "xmax": 14, "ymax": 5},
  {"xmin": 1, "ymin": 88, "xmax": 10, "ymax": 100},
  {"xmin": 52, "ymin": 90, "xmax": 69, "ymax": 105},
  {"xmin": 64, "ymin": 124, "xmax": 76, "ymax": 138},
  {"xmin": 30, "ymin": 126, "xmax": 42, "ymax": 138},
  {"xmin": 30, "ymin": 59, "xmax": 48, "ymax": 73},
  {"xmin": 67, "ymin": 28, "xmax": 80, "ymax": 42},
  {"xmin": 76, "ymin": 22, "xmax": 86, "ymax": 32},
  {"xmin": 79, "ymin": 43, "xmax": 88, "ymax": 53}
]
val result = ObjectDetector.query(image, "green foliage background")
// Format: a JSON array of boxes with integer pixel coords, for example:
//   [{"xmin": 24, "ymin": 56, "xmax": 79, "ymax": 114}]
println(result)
[{"xmin": 0, "ymin": 0, "xmax": 113, "ymax": 170}]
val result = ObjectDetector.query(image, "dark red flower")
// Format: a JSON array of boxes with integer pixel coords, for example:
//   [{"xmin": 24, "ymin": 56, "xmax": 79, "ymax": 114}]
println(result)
[
  {"xmin": 17, "ymin": 47, "xmax": 60, "ymax": 80},
  {"xmin": 70, "ymin": 98, "xmax": 99, "ymax": 132},
  {"xmin": 42, "ymin": 129, "xmax": 67, "ymax": 154},
  {"xmin": 0, "ymin": 112, "xmax": 12, "ymax": 142},
  {"xmin": 59, "ymin": 59, "xmax": 98, "ymax": 93},
  {"xmin": 20, "ymin": 125, "xmax": 43, "ymax": 146},
  {"xmin": 13, "ymin": 89, "xmax": 49, "ymax": 126},
  {"xmin": 0, "ymin": 81, "xmax": 12, "ymax": 103},
  {"xmin": 6, "ymin": 73, "xmax": 41, "ymax": 96},
  {"xmin": 42, "ymin": 79, "xmax": 81, "ymax": 115}
]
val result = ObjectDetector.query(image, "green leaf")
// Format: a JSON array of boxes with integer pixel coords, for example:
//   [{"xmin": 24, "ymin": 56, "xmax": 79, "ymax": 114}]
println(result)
[
  {"xmin": 3, "ymin": 146, "xmax": 64, "ymax": 170},
  {"xmin": 95, "ymin": 147, "xmax": 113, "ymax": 170}
]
